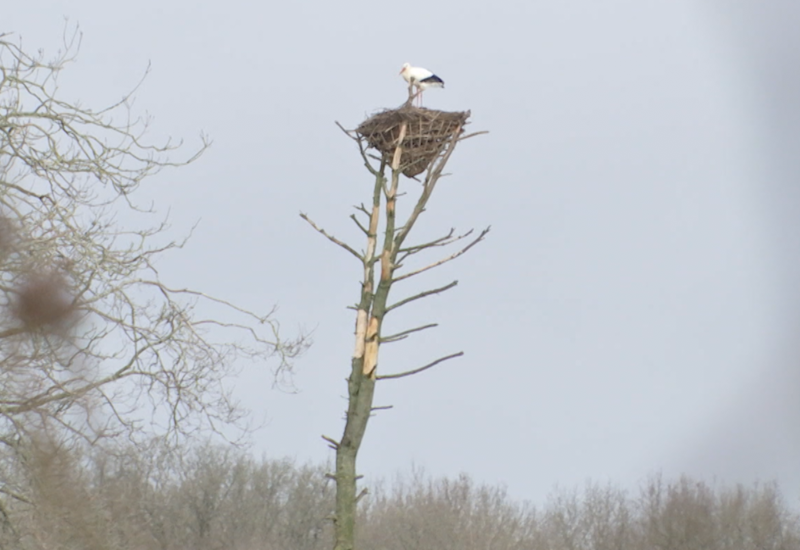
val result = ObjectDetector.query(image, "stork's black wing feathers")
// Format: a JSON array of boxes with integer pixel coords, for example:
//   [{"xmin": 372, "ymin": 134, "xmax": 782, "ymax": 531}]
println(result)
[{"xmin": 420, "ymin": 74, "xmax": 445, "ymax": 86}]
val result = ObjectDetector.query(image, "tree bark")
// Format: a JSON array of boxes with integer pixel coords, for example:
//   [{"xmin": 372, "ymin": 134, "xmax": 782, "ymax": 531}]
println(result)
[{"xmin": 332, "ymin": 145, "xmax": 389, "ymax": 549}]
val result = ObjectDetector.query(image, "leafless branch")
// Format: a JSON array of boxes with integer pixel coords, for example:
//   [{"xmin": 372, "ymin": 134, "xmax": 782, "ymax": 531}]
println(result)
[
  {"xmin": 334, "ymin": 121, "xmax": 358, "ymax": 141},
  {"xmin": 350, "ymin": 214, "xmax": 369, "ymax": 236},
  {"xmin": 300, "ymin": 212, "xmax": 364, "ymax": 261},
  {"xmin": 0, "ymin": 486, "xmax": 31, "ymax": 504},
  {"xmin": 459, "ymin": 130, "xmax": 490, "ymax": 141},
  {"xmin": 398, "ymin": 228, "xmax": 458, "ymax": 254},
  {"xmin": 376, "ymin": 352, "xmax": 464, "ymax": 380},
  {"xmin": 0, "ymin": 31, "xmax": 309, "ymax": 516},
  {"xmin": 380, "ymin": 323, "xmax": 438, "ymax": 343},
  {"xmin": 394, "ymin": 227, "xmax": 490, "ymax": 282},
  {"xmin": 393, "ymin": 125, "xmax": 463, "ymax": 250},
  {"xmin": 385, "ymin": 281, "xmax": 458, "ymax": 313},
  {"xmin": 336, "ymin": 121, "xmax": 382, "ymax": 176}
]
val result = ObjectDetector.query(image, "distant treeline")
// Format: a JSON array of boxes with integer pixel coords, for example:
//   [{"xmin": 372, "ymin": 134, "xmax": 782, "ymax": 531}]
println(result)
[{"xmin": 3, "ymin": 441, "xmax": 798, "ymax": 550}]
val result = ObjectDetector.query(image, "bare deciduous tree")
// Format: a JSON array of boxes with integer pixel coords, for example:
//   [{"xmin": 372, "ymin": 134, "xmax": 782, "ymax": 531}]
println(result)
[
  {"xmin": 303, "ymin": 84, "xmax": 488, "ymax": 550},
  {"xmin": 0, "ymin": 28, "xmax": 308, "ymax": 517},
  {"xmin": 359, "ymin": 472, "xmax": 537, "ymax": 550},
  {"xmin": 86, "ymin": 442, "xmax": 333, "ymax": 550},
  {"xmin": 635, "ymin": 475, "xmax": 800, "ymax": 550},
  {"xmin": 1, "ymin": 441, "xmax": 797, "ymax": 550}
]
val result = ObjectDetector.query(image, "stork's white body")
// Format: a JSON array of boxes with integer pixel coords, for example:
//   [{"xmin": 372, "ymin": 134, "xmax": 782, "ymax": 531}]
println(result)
[{"xmin": 400, "ymin": 63, "xmax": 444, "ymax": 106}]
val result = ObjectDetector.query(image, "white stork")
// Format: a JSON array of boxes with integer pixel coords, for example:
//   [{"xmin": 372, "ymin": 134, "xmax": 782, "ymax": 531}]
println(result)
[{"xmin": 399, "ymin": 63, "xmax": 444, "ymax": 106}]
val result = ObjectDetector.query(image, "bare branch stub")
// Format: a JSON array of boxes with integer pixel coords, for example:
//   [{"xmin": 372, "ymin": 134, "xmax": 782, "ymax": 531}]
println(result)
[
  {"xmin": 321, "ymin": 435, "xmax": 340, "ymax": 450},
  {"xmin": 355, "ymin": 106, "xmax": 470, "ymax": 178}
]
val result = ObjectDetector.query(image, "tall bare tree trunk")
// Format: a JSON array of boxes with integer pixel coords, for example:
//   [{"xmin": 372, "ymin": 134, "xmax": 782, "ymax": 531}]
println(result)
[
  {"xmin": 332, "ymin": 156, "xmax": 386, "ymax": 550},
  {"xmin": 303, "ymin": 98, "xmax": 488, "ymax": 550}
]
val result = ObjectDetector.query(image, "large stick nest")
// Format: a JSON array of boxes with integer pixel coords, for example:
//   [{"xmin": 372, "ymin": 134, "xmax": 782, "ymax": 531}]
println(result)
[{"xmin": 356, "ymin": 106, "xmax": 470, "ymax": 177}]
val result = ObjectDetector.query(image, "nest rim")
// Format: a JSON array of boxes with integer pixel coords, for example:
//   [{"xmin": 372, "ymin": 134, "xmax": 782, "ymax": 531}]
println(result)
[{"xmin": 355, "ymin": 105, "xmax": 470, "ymax": 177}]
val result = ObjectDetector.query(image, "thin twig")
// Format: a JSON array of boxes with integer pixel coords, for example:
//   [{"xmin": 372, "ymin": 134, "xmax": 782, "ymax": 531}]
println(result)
[
  {"xmin": 0, "ymin": 486, "xmax": 31, "ymax": 504},
  {"xmin": 394, "ymin": 124, "xmax": 463, "ymax": 250},
  {"xmin": 300, "ymin": 212, "xmax": 364, "ymax": 261},
  {"xmin": 395, "ymin": 229, "xmax": 472, "ymax": 265},
  {"xmin": 385, "ymin": 280, "xmax": 458, "ymax": 313},
  {"xmin": 377, "ymin": 352, "xmax": 464, "ymax": 380},
  {"xmin": 381, "ymin": 323, "xmax": 438, "ymax": 343},
  {"xmin": 458, "ymin": 130, "xmax": 490, "ymax": 141},
  {"xmin": 350, "ymin": 214, "xmax": 369, "ymax": 235},
  {"xmin": 394, "ymin": 227, "xmax": 490, "ymax": 282},
  {"xmin": 398, "ymin": 229, "xmax": 459, "ymax": 254},
  {"xmin": 334, "ymin": 121, "xmax": 358, "ymax": 141},
  {"xmin": 336, "ymin": 121, "xmax": 383, "ymax": 176}
]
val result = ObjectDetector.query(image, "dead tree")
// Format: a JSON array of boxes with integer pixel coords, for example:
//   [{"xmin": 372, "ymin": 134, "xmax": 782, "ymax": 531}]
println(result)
[
  {"xmin": 302, "ymin": 86, "xmax": 489, "ymax": 550},
  {"xmin": 0, "ymin": 29, "xmax": 310, "ymax": 526}
]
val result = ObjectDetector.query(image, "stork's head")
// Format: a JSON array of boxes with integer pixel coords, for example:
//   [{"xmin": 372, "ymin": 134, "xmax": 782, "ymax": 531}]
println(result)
[{"xmin": 399, "ymin": 62, "xmax": 411, "ymax": 75}]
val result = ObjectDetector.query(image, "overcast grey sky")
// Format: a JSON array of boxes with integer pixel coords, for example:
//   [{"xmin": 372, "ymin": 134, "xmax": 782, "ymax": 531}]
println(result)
[{"xmin": 6, "ymin": 1, "xmax": 799, "ymax": 504}]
